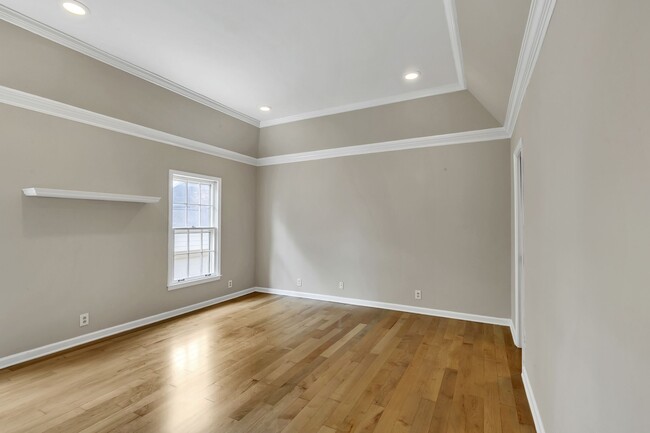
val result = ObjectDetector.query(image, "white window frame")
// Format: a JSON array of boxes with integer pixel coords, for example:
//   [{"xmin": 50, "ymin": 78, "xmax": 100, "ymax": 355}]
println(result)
[{"xmin": 167, "ymin": 170, "xmax": 221, "ymax": 290}]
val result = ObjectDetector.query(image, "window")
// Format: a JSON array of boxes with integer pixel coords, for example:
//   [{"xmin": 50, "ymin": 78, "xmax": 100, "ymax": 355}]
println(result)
[{"xmin": 168, "ymin": 170, "xmax": 221, "ymax": 290}]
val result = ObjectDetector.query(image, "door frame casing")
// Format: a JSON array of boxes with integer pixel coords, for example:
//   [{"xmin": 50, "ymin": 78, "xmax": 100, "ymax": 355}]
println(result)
[{"xmin": 513, "ymin": 138, "xmax": 524, "ymax": 349}]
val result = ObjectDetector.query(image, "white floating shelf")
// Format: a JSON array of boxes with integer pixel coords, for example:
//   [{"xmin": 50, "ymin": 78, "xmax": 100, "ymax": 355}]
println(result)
[{"xmin": 22, "ymin": 188, "xmax": 160, "ymax": 204}]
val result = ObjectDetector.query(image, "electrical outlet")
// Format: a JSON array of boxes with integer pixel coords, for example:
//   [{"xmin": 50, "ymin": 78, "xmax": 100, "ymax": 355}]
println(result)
[
  {"xmin": 338, "ymin": 281, "xmax": 344, "ymax": 290},
  {"xmin": 80, "ymin": 313, "xmax": 89, "ymax": 327},
  {"xmin": 414, "ymin": 290, "xmax": 422, "ymax": 300},
  {"xmin": 297, "ymin": 278, "xmax": 302, "ymax": 287},
  {"xmin": 228, "ymin": 280, "xmax": 233, "ymax": 288}
]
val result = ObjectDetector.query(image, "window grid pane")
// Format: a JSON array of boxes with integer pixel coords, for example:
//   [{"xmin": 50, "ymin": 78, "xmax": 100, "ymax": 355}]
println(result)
[
  {"xmin": 172, "ymin": 228, "xmax": 217, "ymax": 281},
  {"xmin": 171, "ymin": 174, "xmax": 219, "ymax": 284}
]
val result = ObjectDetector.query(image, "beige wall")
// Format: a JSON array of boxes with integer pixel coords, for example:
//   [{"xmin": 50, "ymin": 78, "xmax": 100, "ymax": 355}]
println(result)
[
  {"xmin": 0, "ymin": 103, "xmax": 256, "ymax": 359},
  {"xmin": 0, "ymin": 11, "xmax": 514, "ymax": 362},
  {"xmin": 456, "ymin": 0, "xmax": 531, "ymax": 123},
  {"xmin": 0, "ymin": 21, "xmax": 260, "ymax": 158},
  {"xmin": 511, "ymin": 1, "xmax": 650, "ymax": 432},
  {"xmin": 257, "ymin": 140, "xmax": 511, "ymax": 318},
  {"xmin": 258, "ymin": 90, "xmax": 499, "ymax": 157},
  {"xmin": 0, "ymin": 14, "xmax": 512, "ymax": 361}
]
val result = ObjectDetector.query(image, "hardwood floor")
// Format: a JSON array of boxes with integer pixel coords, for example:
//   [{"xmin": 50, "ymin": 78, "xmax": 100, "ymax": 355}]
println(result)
[{"xmin": 0, "ymin": 293, "xmax": 535, "ymax": 433}]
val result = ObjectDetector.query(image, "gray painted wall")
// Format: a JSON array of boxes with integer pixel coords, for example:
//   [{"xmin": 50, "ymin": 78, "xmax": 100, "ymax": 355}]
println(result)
[
  {"xmin": 0, "ymin": 13, "xmax": 514, "ymax": 362},
  {"xmin": 456, "ymin": 0, "xmax": 531, "ymax": 123},
  {"xmin": 258, "ymin": 91, "xmax": 499, "ymax": 157},
  {"xmin": 0, "ymin": 21, "xmax": 260, "ymax": 158},
  {"xmin": 511, "ymin": 0, "xmax": 650, "ymax": 432},
  {"xmin": 256, "ymin": 140, "xmax": 511, "ymax": 319},
  {"xmin": 0, "ymin": 104, "xmax": 257, "ymax": 358}
]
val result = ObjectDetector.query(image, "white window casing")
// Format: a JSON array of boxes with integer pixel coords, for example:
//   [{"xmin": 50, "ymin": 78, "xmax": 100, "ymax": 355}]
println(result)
[{"xmin": 168, "ymin": 170, "xmax": 221, "ymax": 290}]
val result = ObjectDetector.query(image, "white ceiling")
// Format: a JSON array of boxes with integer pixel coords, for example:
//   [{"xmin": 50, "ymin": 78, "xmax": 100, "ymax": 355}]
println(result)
[{"xmin": 0, "ymin": 0, "xmax": 463, "ymax": 125}]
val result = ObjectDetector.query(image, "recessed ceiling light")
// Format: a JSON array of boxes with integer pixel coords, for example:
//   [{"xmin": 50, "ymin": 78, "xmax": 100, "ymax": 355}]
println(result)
[
  {"xmin": 404, "ymin": 71, "xmax": 420, "ymax": 81},
  {"xmin": 259, "ymin": 106, "xmax": 271, "ymax": 112},
  {"xmin": 61, "ymin": 0, "xmax": 89, "ymax": 16}
]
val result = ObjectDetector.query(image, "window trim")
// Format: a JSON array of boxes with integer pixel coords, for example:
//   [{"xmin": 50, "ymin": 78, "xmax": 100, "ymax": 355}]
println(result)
[{"xmin": 167, "ymin": 169, "xmax": 222, "ymax": 290}]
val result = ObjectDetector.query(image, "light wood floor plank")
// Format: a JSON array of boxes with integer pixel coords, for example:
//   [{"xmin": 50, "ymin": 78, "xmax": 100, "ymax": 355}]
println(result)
[{"xmin": 0, "ymin": 293, "xmax": 535, "ymax": 433}]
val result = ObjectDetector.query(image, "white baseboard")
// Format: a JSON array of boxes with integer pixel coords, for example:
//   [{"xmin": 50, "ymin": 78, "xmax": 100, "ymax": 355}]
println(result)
[
  {"xmin": 0, "ymin": 288, "xmax": 255, "ymax": 370},
  {"xmin": 254, "ymin": 287, "xmax": 511, "ymax": 327},
  {"xmin": 522, "ymin": 367, "xmax": 547, "ymax": 433},
  {"xmin": 1, "ymin": 287, "xmax": 515, "ymax": 370},
  {"xmin": 510, "ymin": 320, "xmax": 521, "ymax": 347}
]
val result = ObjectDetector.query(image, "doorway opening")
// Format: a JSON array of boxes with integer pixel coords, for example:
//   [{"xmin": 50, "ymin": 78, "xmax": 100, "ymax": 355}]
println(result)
[{"xmin": 513, "ymin": 139, "xmax": 525, "ymax": 349}]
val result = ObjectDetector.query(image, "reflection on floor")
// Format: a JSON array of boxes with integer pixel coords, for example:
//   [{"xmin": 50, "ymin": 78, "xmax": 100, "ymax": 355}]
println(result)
[{"xmin": 0, "ymin": 293, "xmax": 535, "ymax": 433}]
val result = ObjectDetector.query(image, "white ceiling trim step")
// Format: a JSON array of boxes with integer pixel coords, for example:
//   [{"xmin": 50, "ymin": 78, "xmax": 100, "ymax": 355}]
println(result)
[
  {"xmin": 259, "ymin": 82, "xmax": 465, "ymax": 128},
  {"xmin": 1, "ymin": 0, "xmax": 556, "ymax": 137},
  {"xmin": 0, "ymin": 4, "xmax": 260, "ymax": 127},
  {"xmin": 257, "ymin": 127, "xmax": 510, "ymax": 166},
  {"xmin": 504, "ymin": 0, "xmax": 557, "ymax": 135},
  {"xmin": 0, "ymin": 0, "xmax": 556, "ymax": 168},
  {"xmin": 261, "ymin": 0, "xmax": 467, "ymax": 128},
  {"xmin": 443, "ymin": 0, "xmax": 466, "ymax": 89},
  {"xmin": 0, "ymin": 84, "xmax": 507, "ymax": 167},
  {"xmin": 0, "ymin": 85, "xmax": 259, "ymax": 166}
]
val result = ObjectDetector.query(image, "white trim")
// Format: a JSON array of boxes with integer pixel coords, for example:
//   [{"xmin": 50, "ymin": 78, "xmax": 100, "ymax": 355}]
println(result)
[
  {"xmin": 522, "ymin": 367, "xmax": 547, "ymax": 433},
  {"xmin": 167, "ymin": 170, "xmax": 222, "ymax": 290},
  {"xmin": 259, "ymin": 83, "xmax": 465, "ymax": 128},
  {"xmin": 0, "ymin": 85, "xmax": 258, "ymax": 166},
  {"xmin": 0, "ymin": 288, "xmax": 255, "ymax": 370},
  {"xmin": 22, "ymin": 187, "xmax": 160, "ymax": 203},
  {"xmin": 0, "ymin": 5, "xmax": 259, "ymax": 127},
  {"xmin": 257, "ymin": 127, "xmax": 509, "ymax": 166},
  {"xmin": 504, "ymin": 0, "xmax": 557, "ymax": 134},
  {"xmin": 509, "ymin": 320, "xmax": 517, "ymax": 345},
  {"xmin": 512, "ymin": 139, "xmax": 524, "ymax": 348},
  {"xmin": 0, "ymin": 3, "xmax": 470, "ymax": 131},
  {"xmin": 0, "ymin": 287, "xmax": 518, "ymax": 370},
  {"xmin": 1, "ymin": 85, "xmax": 510, "ymax": 168},
  {"xmin": 167, "ymin": 275, "xmax": 222, "ymax": 291},
  {"xmin": 0, "ymin": 0, "xmax": 556, "ymax": 140},
  {"xmin": 254, "ymin": 288, "xmax": 511, "ymax": 327},
  {"xmin": 443, "ymin": 0, "xmax": 466, "ymax": 88}
]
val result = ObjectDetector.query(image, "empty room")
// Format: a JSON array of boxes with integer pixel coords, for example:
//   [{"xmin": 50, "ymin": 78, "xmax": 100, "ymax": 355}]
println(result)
[{"xmin": 0, "ymin": 0, "xmax": 647, "ymax": 432}]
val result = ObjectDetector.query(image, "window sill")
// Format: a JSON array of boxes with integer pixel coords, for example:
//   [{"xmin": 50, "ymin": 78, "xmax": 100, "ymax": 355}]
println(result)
[{"xmin": 167, "ymin": 275, "xmax": 221, "ymax": 291}]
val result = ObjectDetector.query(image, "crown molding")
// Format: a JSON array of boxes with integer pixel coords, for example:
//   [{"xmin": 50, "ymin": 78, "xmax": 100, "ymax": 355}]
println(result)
[
  {"xmin": 0, "ymin": 1, "xmax": 556, "ymax": 137},
  {"xmin": 2, "ymin": 85, "xmax": 508, "ymax": 167},
  {"xmin": 504, "ymin": 0, "xmax": 557, "ymax": 134},
  {"xmin": 0, "ymin": 84, "xmax": 510, "ymax": 167},
  {"xmin": 259, "ymin": 83, "xmax": 465, "ymax": 128},
  {"xmin": 0, "ymin": 85, "xmax": 258, "ymax": 166},
  {"xmin": 260, "ymin": 0, "xmax": 467, "ymax": 129},
  {"xmin": 0, "ymin": 5, "xmax": 260, "ymax": 127},
  {"xmin": 257, "ymin": 127, "xmax": 509, "ymax": 166},
  {"xmin": 0, "ymin": 3, "xmax": 471, "ymax": 131},
  {"xmin": 443, "ymin": 0, "xmax": 466, "ymax": 88}
]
